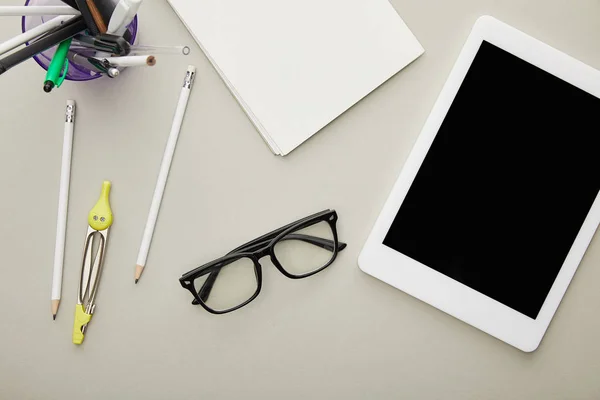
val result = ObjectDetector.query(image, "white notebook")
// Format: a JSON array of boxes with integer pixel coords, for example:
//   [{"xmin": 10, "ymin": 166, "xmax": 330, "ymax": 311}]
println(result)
[{"xmin": 168, "ymin": 0, "xmax": 424, "ymax": 155}]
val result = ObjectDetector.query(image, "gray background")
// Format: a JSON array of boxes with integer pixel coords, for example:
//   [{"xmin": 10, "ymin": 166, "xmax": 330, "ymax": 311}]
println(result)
[{"xmin": 1, "ymin": 0, "xmax": 599, "ymax": 399}]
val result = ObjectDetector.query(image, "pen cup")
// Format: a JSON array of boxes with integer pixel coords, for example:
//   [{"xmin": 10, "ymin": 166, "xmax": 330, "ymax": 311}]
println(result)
[{"xmin": 22, "ymin": 0, "xmax": 138, "ymax": 81}]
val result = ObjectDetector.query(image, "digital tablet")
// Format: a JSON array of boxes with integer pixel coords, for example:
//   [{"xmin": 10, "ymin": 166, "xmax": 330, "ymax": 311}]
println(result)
[{"xmin": 358, "ymin": 16, "xmax": 600, "ymax": 352}]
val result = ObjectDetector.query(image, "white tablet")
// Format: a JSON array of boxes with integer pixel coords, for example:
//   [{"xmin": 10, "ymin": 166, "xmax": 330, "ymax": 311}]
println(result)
[{"xmin": 358, "ymin": 16, "xmax": 600, "ymax": 352}]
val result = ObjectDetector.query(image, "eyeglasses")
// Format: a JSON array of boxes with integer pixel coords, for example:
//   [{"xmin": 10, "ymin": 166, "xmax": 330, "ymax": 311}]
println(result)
[{"xmin": 179, "ymin": 209, "xmax": 346, "ymax": 314}]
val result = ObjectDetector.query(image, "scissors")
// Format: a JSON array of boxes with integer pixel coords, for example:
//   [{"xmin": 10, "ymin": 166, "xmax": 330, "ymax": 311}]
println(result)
[{"xmin": 73, "ymin": 181, "xmax": 113, "ymax": 345}]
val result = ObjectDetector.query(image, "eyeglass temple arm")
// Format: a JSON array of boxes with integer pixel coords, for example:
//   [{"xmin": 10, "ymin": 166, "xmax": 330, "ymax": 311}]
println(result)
[{"xmin": 193, "ymin": 235, "xmax": 347, "ymax": 304}]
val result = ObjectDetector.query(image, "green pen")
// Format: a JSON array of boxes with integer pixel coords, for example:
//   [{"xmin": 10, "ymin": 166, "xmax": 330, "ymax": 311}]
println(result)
[{"xmin": 43, "ymin": 38, "xmax": 72, "ymax": 93}]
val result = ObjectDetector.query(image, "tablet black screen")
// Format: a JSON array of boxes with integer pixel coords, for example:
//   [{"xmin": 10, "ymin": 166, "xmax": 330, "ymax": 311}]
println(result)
[{"xmin": 383, "ymin": 41, "xmax": 600, "ymax": 319}]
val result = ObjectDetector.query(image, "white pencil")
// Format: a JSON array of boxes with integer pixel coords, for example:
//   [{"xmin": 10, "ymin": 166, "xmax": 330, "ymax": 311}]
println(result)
[
  {"xmin": 0, "ymin": 6, "xmax": 80, "ymax": 16},
  {"xmin": 96, "ymin": 55, "xmax": 156, "ymax": 68},
  {"xmin": 0, "ymin": 14, "xmax": 75, "ymax": 57},
  {"xmin": 135, "ymin": 65, "xmax": 196, "ymax": 283},
  {"xmin": 52, "ymin": 100, "xmax": 75, "ymax": 320}
]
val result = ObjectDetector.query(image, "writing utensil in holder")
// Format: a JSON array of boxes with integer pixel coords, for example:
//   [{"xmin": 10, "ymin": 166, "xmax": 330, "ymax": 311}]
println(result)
[
  {"xmin": 73, "ymin": 33, "xmax": 130, "ymax": 55},
  {"xmin": 97, "ymin": 55, "xmax": 155, "ymax": 68},
  {"xmin": 71, "ymin": 51, "xmax": 118, "ymax": 77},
  {"xmin": 88, "ymin": 58, "xmax": 111, "ymax": 73},
  {"xmin": 68, "ymin": 51, "xmax": 118, "ymax": 77},
  {"xmin": 106, "ymin": 67, "xmax": 120, "ymax": 78},
  {"xmin": 73, "ymin": 181, "xmax": 113, "ymax": 345},
  {"xmin": 129, "ymin": 45, "xmax": 190, "ymax": 56},
  {"xmin": 107, "ymin": 0, "xmax": 142, "ymax": 36},
  {"xmin": 72, "ymin": 37, "xmax": 190, "ymax": 57},
  {"xmin": 62, "ymin": 0, "xmax": 117, "ymax": 28},
  {"xmin": 73, "ymin": 0, "xmax": 99, "ymax": 35},
  {"xmin": 51, "ymin": 100, "xmax": 75, "ymax": 320},
  {"xmin": 44, "ymin": 38, "xmax": 72, "ymax": 93},
  {"xmin": 135, "ymin": 65, "xmax": 196, "ymax": 284},
  {"xmin": 86, "ymin": 0, "xmax": 107, "ymax": 33},
  {"xmin": 68, "ymin": 51, "xmax": 104, "ymax": 74},
  {"xmin": 0, "ymin": 15, "xmax": 75, "ymax": 57},
  {"xmin": 0, "ymin": 6, "xmax": 80, "ymax": 16},
  {"xmin": 0, "ymin": 16, "xmax": 85, "ymax": 76}
]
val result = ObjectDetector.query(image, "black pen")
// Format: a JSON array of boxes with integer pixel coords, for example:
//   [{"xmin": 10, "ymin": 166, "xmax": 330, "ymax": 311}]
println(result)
[
  {"xmin": 0, "ymin": 16, "xmax": 86, "ymax": 76},
  {"xmin": 73, "ymin": 0, "xmax": 99, "ymax": 35},
  {"xmin": 73, "ymin": 33, "xmax": 131, "ymax": 55}
]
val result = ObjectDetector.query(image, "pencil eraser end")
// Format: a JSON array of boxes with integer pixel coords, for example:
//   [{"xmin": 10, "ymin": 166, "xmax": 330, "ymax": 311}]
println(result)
[
  {"xmin": 67, "ymin": 100, "xmax": 75, "ymax": 107},
  {"xmin": 187, "ymin": 65, "xmax": 196, "ymax": 74}
]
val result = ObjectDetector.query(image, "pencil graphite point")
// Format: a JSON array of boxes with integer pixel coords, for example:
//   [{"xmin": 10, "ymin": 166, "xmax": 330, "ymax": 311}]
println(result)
[
  {"xmin": 51, "ymin": 299, "xmax": 60, "ymax": 320},
  {"xmin": 134, "ymin": 264, "xmax": 144, "ymax": 284}
]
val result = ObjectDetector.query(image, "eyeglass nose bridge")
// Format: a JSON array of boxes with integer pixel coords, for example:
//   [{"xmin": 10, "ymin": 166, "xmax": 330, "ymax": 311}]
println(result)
[{"xmin": 254, "ymin": 245, "xmax": 271, "ymax": 260}]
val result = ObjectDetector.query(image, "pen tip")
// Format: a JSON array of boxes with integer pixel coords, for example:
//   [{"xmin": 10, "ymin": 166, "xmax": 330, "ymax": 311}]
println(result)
[
  {"xmin": 53, "ymin": 314, "xmax": 56, "ymax": 321},
  {"xmin": 43, "ymin": 81, "xmax": 54, "ymax": 93},
  {"xmin": 135, "ymin": 279, "xmax": 139, "ymax": 284}
]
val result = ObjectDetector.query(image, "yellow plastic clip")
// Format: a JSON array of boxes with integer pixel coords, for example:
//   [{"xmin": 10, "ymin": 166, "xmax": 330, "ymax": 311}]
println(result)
[
  {"xmin": 72, "ymin": 304, "xmax": 92, "ymax": 345},
  {"xmin": 88, "ymin": 181, "xmax": 113, "ymax": 231}
]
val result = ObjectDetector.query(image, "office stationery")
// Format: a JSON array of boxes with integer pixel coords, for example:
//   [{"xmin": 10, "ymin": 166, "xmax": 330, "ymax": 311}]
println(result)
[
  {"xmin": 135, "ymin": 65, "xmax": 196, "ymax": 284},
  {"xmin": 107, "ymin": 67, "xmax": 119, "ymax": 78},
  {"xmin": 67, "ymin": 51, "xmax": 105, "ymax": 74},
  {"xmin": 72, "ymin": 38, "xmax": 189, "ymax": 57},
  {"xmin": 69, "ymin": 53, "xmax": 118, "ymax": 78},
  {"xmin": 167, "ymin": 0, "xmax": 423, "ymax": 155},
  {"xmin": 73, "ymin": 33, "xmax": 130, "ymax": 56},
  {"xmin": 358, "ymin": 16, "xmax": 600, "ymax": 352},
  {"xmin": 128, "ymin": 44, "xmax": 190, "ymax": 56},
  {"xmin": 0, "ymin": 6, "xmax": 79, "ymax": 16},
  {"xmin": 85, "ymin": 56, "xmax": 111, "ymax": 74},
  {"xmin": 0, "ymin": 16, "xmax": 85, "ymax": 75},
  {"xmin": 73, "ymin": 181, "xmax": 113, "ymax": 345},
  {"xmin": 51, "ymin": 100, "xmax": 75, "ymax": 320},
  {"xmin": 72, "ymin": 0, "xmax": 99, "ymax": 35},
  {"xmin": 180, "ymin": 210, "xmax": 346, "ymax": 314},
  {"xmin": 107, "ymin": 0, "xmax": 142, "ymax": 37},
  {"xmin": 0, "ymin": 14, "xmax": 74, "ymax": 57},
  {"xmin": 21, "ymin": 7, "xmax": 137, "ymax": 80},
  {"xmin": 98, "ymin": 55, "xmax": 155, "ymax": 67},
  {"xmin": 62, "ymin": 0, "xmax": 124, "ymax": 37},
  {"xmin": 85, "ymin": 0, "xmax": 107, "ymax": 33},
  {"xmin": 44, "ymin": 38, "xmax": 72, "ymax": 93}
]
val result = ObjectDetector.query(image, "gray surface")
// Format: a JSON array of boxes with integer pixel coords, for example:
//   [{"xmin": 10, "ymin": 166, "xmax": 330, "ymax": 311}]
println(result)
[{"xmin": 1, "ymin": 0, "xmax": 599, "ymax": 398}]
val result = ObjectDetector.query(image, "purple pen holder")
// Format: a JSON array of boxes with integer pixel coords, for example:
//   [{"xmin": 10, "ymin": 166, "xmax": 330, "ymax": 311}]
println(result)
[{"xmin": 22, "ymin": 0, "xmax": 138, "ymax": 81}]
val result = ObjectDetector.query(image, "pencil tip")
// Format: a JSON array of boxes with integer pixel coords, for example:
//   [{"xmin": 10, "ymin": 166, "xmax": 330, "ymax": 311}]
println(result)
[
  {"xmin": 53, "ymin": 314, "xmax": 56, "ymax": 320},
  {"xmin": 135, "ymin": 279, "xmax": 139, "ymax": 284}
]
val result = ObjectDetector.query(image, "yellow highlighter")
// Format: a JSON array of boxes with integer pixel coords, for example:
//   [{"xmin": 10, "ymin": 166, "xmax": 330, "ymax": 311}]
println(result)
[{"xmin": 73, "ymin": 181, "xmax": 113, "ymax": 345}]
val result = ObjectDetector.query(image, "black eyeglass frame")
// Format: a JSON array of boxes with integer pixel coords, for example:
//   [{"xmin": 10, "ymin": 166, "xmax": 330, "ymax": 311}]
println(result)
[{"xmin": 179, "ymin": 209, "xmax": 346, "ymax": 314}]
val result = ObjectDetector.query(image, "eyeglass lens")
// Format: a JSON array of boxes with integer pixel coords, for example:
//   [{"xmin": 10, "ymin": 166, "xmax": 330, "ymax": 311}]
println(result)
[
  {"xmin": 193, "ymin": 257, "xmax": 258, "ymax": 312},
  {"xmin": 273, "ymin": 220, "xmax": 335, "ymax": 276}
]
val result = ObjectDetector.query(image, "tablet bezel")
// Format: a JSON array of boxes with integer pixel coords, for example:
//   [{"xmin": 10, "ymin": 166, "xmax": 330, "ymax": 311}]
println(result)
[{"xmin": 358, "ymin": 15, "xmax": 600, "ymax": 352}]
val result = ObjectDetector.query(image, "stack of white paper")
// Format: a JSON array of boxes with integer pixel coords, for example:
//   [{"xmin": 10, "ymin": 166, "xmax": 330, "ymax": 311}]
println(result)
[{"xmin": 167, "ymin": 0, "xmax": 424, "ymax": 156}]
